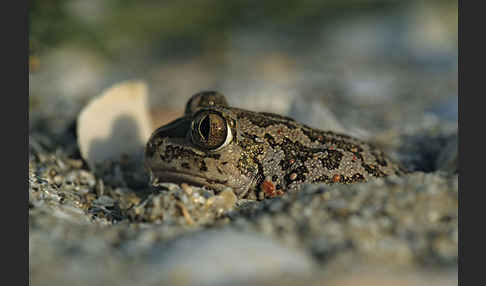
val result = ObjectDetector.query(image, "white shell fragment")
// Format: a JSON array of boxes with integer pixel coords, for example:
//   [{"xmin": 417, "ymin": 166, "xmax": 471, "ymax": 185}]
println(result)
[{"xmin": 77, "ymin": 80, "xmax": 153, "ymax": 169}]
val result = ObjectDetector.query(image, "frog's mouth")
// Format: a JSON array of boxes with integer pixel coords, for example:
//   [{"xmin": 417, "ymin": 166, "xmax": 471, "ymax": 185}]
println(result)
[{"xmin": 149, "ymin": 169, "xmax": 231, "ymax": 192}]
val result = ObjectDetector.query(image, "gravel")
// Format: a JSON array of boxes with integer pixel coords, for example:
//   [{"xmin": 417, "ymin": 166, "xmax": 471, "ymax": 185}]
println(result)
[{"xmin": 29, "ymin": 133, "xmax": 457, "ymax": 285}]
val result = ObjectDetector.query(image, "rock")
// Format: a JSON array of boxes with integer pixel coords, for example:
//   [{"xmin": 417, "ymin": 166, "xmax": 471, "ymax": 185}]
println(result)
[
  {"xmin": 205, "ymin": 188, "xmax": 237, "ymax": 214},
  {"xmin": 146, "ymin": 228, "xmax": 316, "ymax": 285}
]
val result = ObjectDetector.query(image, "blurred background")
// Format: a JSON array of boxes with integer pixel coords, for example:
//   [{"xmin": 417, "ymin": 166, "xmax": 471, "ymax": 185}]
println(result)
[{"xmin": 29, "ymin": 0, "xmax": 457, "ymax": 143}]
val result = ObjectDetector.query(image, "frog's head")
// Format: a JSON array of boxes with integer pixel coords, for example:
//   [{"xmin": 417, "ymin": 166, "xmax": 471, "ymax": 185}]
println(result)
[{"xmin": 145, "ymin": 92, "xmax": 261, "ymax": 197}]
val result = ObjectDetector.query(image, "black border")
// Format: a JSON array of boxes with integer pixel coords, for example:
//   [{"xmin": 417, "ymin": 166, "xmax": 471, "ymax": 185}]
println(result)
[
  {"xmin": 11, "ymin": 0, "xmax": 29, "ymax": 285},
  {"xmin": 457, "ymin": 0, "xmax": 463, "ymax": 285},
  {"xmin": 25, "ymin": 1, "xmax": 29, "ymax": 285},
  {"xmin": 458, "ymin": 1, "xmax": 471, "ymax": 285}
]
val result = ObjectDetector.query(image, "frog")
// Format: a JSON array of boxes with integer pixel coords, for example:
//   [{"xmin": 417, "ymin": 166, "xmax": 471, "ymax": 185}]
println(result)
[{"xmin": 145, "ymin": 91, "xmax": 405, "ymax": 200}]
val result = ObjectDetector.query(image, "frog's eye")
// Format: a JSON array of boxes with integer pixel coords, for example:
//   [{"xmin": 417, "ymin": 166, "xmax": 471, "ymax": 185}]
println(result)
[{"xmin": 191, "ymin": 111, "xmax": 233, "ymax": 151}]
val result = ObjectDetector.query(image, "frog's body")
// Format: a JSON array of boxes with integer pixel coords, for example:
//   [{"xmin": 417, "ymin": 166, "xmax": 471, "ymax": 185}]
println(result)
[{"xmin": 145, "ymin": 91, "xmax": 404, "ymax": 200}]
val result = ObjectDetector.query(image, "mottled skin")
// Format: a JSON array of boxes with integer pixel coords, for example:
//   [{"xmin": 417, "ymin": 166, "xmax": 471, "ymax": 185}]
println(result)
[{"xmin": 145, "ymin": 91, "xmax": 404, "ymax": 200}]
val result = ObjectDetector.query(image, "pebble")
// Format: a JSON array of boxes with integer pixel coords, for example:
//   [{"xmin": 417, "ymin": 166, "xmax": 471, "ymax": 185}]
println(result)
[
  {"xmin": 205, "ymin": 188, "xmax": 237, "ymax": 214},
  {"xmin": 93, "ymin": 195, "xmax": 115, "ymax": 207}
]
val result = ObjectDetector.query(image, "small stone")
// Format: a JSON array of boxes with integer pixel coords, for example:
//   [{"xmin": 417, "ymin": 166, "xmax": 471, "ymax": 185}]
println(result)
[
  {"xmin": 77, "ymin": 187, "xmax": 91, "ymax": 194},
  {"xmin": 79, "ymin": 170, "xmax": 96, "ymax": 187},
  {"xmin": 206, "ymin": 188, "xmax": 237, "ymax": 213},
  {"xmin": 332, "ymin": 174, "xmax": 341, "ymax": 183},
  {"xmin": 289, "ymin": 173, "xmax": 298, "ymax": 181},
  {"xmin": 176, "ymin": 202, "xmax": 194, "ymax": 225},
  {"xmin": 261, "ymin": 181, "xmax": 276, "ymax": 197},
  {"xmin": 53, "ymin": 175, "xmax": 63, "ymax": 185},
  {"xmin": 93, "ymin": 195, "xmax": 115, "ymax": 207},
  {"xmin": 96, "ymin": 179, "xmax": 105, "ymax": 196},
  {"xmin": 181, "ymin": 183, "xmax": 193, "ymax": 195},
  {"xmin": 67, "ymin": 159, "xmax": 84, "ymax": 169},
  {"xmin": 219, "ymin": 188, "xmax": 237, "ymax": 208}
]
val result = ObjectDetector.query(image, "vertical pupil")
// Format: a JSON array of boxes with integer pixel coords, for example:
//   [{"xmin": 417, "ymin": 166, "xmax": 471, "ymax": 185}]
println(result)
[{"xmin": 199, "ymin": 115, "xmax": 211, "ymax": 140}]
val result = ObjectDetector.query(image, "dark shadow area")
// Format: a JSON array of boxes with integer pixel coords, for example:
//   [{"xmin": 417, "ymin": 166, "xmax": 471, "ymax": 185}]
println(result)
[
  {"xmin": 398, "ymin": 132, "xmax": 457, "ymax": 173},
  {"xmin": 87, "ymin": 114, "xmax": 149, "ymax": 190}
]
